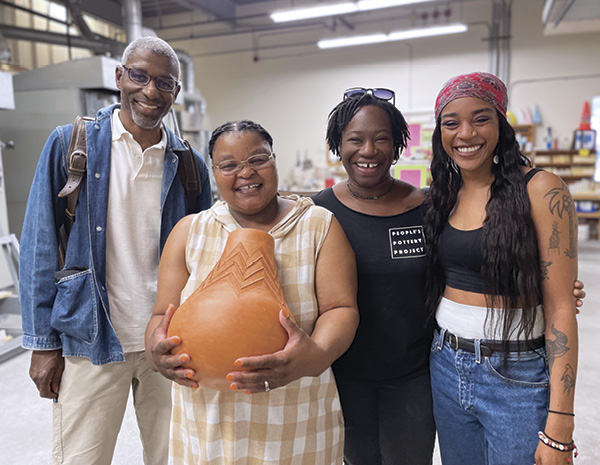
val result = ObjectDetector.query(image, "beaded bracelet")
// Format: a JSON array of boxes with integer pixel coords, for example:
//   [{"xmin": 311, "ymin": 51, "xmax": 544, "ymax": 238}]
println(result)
[
  {"xmin": 548, "ymin": 409, "xmax": 575, "ymax": 417},
  {"xmin": 538, "ymin": 431, "xmax": 578, "ymax": 458}
]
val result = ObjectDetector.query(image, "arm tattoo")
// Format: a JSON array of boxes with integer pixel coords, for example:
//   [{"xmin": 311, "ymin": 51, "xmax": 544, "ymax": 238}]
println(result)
[
  {"xmin": 545, "ymin": 324, "xmax": 569, "ymax": 372},
  {"xmin": 544, "ymin": 184, "xmax": 577, "ymax": 259},
  {"xmin": 548, "ymin": 221, "xmax": 560, "ymax": 255},
  {"xmin": 561, "ymin": 363, "xmax": 576, "ymax": 396},
  {"xmin": 540, "ymin": 260, "xmax": 553, "ymax": 280}
]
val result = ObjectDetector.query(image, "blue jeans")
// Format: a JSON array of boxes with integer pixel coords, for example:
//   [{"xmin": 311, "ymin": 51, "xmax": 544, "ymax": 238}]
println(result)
[
  {"xmin": 335, "ymin": 371, "xmax": 435, "ymax": 465},
  {"xmin": 430, "ymin": 328, "xmax": 549, "ymax": 465}
]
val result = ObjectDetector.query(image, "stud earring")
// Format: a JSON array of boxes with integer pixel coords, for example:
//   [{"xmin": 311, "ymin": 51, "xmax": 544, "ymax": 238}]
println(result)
[{"xmin": 493, "ymin": 154, "xmax": 499, "ymax": 164}]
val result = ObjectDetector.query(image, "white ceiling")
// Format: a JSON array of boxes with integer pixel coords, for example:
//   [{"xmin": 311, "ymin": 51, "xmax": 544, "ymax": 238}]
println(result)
[{"xmin": 543, "ymin": 0, "xmax": 600, "ymax": 35}]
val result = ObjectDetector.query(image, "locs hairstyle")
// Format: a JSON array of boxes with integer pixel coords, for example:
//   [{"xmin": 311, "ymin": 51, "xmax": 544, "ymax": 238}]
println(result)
[
  {"xmin": 326, "ymin": 94, "xmax": 410, "ymax": 161},
  {"xmin": 423, "ymin": 111, "xmax": 542, "ymax": 344},
  {"xmin": 208, "ymin": 120, "xmax": 274, "ymax": 159}
]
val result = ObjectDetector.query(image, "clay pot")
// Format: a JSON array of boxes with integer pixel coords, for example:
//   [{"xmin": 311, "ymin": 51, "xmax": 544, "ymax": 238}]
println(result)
[{"xmin": 168, "ymin": 228, "xmax": 294, "ymax": 391}]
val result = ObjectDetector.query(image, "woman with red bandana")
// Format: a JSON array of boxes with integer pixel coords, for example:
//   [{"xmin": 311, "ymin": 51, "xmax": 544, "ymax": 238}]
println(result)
[{"xmin": 424, "ymin": 72, "xmax": 579, "ymax": 465}]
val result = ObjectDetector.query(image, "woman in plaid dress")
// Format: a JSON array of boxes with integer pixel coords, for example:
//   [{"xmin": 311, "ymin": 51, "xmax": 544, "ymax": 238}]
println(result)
[{"xmin": 146, "ymin": 120, "xmax": 359, "ymax": 465}]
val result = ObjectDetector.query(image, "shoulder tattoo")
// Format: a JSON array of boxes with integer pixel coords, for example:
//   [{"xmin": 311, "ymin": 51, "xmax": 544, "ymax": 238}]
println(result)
[{"xmin": 544, "ymin": 184, "xmax": 577, "ymax": 259}]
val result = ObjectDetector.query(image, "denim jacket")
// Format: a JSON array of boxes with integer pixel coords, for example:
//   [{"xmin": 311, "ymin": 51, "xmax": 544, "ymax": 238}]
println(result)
[{"xmin": 19, "ymin": 104, "xmax": 213, "ymax": 365}]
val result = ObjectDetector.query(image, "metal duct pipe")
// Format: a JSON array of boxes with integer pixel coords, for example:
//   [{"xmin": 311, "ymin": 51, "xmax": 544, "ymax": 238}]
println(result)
[
  {"xmin": 0, "ymin": 24, "xmax": 120, "ymax": 54},
  {"xmin": 122, "ymin": 0, "xmax": 143, "ymax": 43},
  {"xmin": 175, "ymin": 50, "xmax": 195, "ymax": 94},
  {"xmin": 64, "ymin": 0, "xmax": 124, "ymax": 55}
]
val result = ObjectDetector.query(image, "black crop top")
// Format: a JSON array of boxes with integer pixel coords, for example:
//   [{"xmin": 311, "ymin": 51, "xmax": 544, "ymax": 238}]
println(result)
[{"xmin": 439, "ymin": 168, "xmax": 541, "ymax": 294}]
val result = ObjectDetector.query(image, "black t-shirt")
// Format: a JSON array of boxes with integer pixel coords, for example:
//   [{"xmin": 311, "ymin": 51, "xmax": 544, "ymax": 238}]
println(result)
[{"xmin": 311, "ymin": 188, "xmax": 432, "ymax": 380}]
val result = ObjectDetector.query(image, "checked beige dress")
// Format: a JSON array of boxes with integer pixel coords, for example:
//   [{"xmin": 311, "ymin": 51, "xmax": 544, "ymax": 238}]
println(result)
[{"xmin": 169, "ymin": 196, "xmax": 344, "ymax": 465}]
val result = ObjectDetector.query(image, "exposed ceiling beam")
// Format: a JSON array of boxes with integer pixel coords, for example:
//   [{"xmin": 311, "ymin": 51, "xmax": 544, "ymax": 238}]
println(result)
[
  {"xmin": 187, "ymin": 0, "xmax": 236, "ymax": 19},
  {"xmin": 0, "ymin": 24, "xmax": 123, "ymax": 54},
  {"xmin": 53, "ymin": 0, "xmax": 123, "ymax": 26}
]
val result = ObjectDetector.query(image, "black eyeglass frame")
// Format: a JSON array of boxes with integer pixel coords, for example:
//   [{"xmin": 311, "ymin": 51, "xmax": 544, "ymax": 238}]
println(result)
[
  {"xmin": 343, "ymin": 87, "xmax": 396, "ymax": 105},
  {"xmin": 121, "ymin": 65, "xmax": 179, "ymax": 92},
  {"xmin": 212, "ymin": 153, "xmax": 275, "ymax": 176}
]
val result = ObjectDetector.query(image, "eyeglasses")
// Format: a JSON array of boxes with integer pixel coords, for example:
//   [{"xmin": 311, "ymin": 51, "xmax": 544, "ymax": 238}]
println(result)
[
  {"xmin": 121, "ymin": 65, "xmax": 179, "ymax": 92},
  {"xmin": 213, "ymin": 153, "xmax": 275, "ymax": 176},
  {"xmin": 343, "ymin": 87, "xmax": 395, "ymax": 105}
]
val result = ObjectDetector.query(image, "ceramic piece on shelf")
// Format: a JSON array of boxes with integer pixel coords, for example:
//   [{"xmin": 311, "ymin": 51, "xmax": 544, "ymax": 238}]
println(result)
[{"xmin": 168, "ymin": 228, "xmax": 294, "ymax": 391}]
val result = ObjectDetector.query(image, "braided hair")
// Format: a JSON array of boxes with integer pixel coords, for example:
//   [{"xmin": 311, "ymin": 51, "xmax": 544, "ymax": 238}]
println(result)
[
  {"xmin": 326, "ymin": 94, "xmax": 410, "ymax": 160},
  {"xmin": 423, "ymin": 112, "xmax": 542, "ymax": 344},
  {"xmin": 208, "ymin": 120, "xmax": 274, "ymax": 159}
]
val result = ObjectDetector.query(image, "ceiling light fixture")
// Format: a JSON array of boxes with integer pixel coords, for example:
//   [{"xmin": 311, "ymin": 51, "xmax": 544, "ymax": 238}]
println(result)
[
  {"xmin": 388, "ymin": 23, "xmax": 468, "ymax": 40},
  {"xmin": 357, "ymin": 0, "xmax": 434, "ymax": 11},
  {"xmin": 317, "ymin": 23, "xmax": 468, "ymax": 49},
  {"xmin": 271, "ymin": 0, "xmax": 435, "ymax": 23},
  {"xmin": 271, "ymin": 3, "xmax": 358, "ymax": 23},
  {"xmin": 318, "ymin": 33, "xmax": 389, "ymax": 49}
]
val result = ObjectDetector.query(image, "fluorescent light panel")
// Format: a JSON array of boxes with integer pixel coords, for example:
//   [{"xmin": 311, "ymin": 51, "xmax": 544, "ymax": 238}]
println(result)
[
  {"xmin": 318, "ymin": 33, "xmax": 389, "ymax": 49},
  {"xmin": 271, "ymin": 3, "xmax": 357, "ymax": 23},
  {"xmin": 358, "ymin": 0, "xmax": 434, "ymax": 11},
  {"xmin": 388, "ymin": 23, "xmax": 468, "ymax": 40},
  {"xmin": 271, "ymin": 0, "xmax": 434, "ymax": 23},
  {"xmin": 317, "ymin": 23, "xmax": 468, "ymax": 49}
]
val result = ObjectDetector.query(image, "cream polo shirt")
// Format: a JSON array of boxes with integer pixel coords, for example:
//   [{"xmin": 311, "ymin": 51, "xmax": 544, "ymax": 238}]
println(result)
[{"xmin": 105, "ymin": 109, "xmax": 166, "ymax": 352}]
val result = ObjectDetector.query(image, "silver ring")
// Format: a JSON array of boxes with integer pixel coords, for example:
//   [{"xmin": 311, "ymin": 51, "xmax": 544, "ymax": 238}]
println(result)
[{"xmin": 264, "ymin": 380, "xmax": 270, "ymax": 392}]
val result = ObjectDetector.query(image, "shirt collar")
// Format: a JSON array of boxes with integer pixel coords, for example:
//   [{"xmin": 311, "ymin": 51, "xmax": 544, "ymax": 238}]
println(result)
[{"xmin": 111, "ymin": 108, "xmax": 167, "ymax": 150}]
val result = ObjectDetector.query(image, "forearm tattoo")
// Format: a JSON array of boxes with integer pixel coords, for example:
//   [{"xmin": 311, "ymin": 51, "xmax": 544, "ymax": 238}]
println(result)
[
  {"xmin": 540, "ymin": 260, "xmax": 553, "ymax": 280},
  {"xmin": 561, "ymin": 363, "xmax": 576, "ymax": 396},
  {"xmin": 546, "ymin": 324, "xmax": 569, "ymax": 372},
  {"xmin": 544, "ymin": 184, "xmax": 577, "ymax": 259}
]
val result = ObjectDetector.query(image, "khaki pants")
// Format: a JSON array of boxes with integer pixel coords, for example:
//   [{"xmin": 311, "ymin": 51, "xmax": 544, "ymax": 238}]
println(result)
[{"xmin": 52, "ymin": 351, "xmax": 172, "ymax": 465}]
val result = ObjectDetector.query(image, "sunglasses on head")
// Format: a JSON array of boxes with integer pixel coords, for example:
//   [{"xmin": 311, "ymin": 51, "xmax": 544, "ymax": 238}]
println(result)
[{"xmin": 343, "ymin": 87, "xmax": 395, "ymax": 105}]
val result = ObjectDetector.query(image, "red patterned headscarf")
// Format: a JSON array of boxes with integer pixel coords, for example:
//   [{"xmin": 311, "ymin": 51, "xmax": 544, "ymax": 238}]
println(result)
[{"xmin": 434, "ymin": 72, "xmax": 508, "ymax": 120}]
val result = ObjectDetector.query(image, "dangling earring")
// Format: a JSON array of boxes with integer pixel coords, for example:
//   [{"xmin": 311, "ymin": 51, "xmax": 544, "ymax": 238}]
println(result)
[{"xmin": 493, "ymin": 154, "xmax": 500, "ymax": 165}]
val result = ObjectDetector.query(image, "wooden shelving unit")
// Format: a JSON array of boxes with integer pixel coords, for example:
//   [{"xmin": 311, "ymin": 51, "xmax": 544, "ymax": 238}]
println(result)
[
  {"xmin": 529, "ymin": 150, "xmax": 596, "ymax": 180},
  {"xmin": 528, "ymin": 150, "xmax": 599, "ymax": 239}
]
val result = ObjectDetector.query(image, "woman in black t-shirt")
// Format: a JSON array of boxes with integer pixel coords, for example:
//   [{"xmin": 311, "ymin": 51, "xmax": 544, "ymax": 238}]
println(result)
[{"xmin": 312, "ymin": 90, "xmax": 435, "ymax": 465}]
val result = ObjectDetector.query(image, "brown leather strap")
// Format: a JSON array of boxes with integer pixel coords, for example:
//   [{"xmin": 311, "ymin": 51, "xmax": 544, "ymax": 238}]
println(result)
[
  {"xmin": 174, "ymin": 139, "xmax": 201, "ymax": 213},
  {"xmin": 57, "ymin": 116, "xmax": 91, "ymax": 266}
]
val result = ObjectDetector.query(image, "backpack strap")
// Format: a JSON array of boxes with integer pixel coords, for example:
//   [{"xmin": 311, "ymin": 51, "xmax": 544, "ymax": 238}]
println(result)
[
  {"xmin": 57, "ymin": 115, "xmax": 92, "ymax": 266},
  {"xmin": 173, "ymin": 139, "xmax": 202, "ymax": 214}
]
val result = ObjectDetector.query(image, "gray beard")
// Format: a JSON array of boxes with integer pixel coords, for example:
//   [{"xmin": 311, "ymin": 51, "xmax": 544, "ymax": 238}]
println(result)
[{"xmin": 131, "ymin": 109, "xmax": 163, "ymax": 130}]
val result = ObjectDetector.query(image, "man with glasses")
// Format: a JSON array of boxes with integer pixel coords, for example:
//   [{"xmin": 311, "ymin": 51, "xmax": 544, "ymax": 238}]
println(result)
[{"xmin": 20, "ymin": 36, "xmax": 212, "ymax": 465}]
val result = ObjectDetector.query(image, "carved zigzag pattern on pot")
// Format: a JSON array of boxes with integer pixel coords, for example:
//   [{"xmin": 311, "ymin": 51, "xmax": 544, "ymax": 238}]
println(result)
[{"xmin": 197, "ymin": 242, "xmax": 286, "ymax": 304}]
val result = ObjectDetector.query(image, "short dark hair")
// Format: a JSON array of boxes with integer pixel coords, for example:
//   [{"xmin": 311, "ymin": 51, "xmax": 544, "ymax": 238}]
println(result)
[
  {"xmin": 326, "ymin": 94, "xmax": 410, "ymax": 161},
  {"xmin": 121, "ymin": 36, "xmax": 180, "ymax": 79},
  {"xmin": 208, "ymin": 120, "xmax": 274, "ymax": 159}
]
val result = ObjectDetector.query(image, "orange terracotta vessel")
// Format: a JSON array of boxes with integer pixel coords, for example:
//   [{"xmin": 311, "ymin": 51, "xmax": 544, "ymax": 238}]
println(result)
[{"xmin": 168, "ymin": 228, "xmax": 294, "ymax": 391}]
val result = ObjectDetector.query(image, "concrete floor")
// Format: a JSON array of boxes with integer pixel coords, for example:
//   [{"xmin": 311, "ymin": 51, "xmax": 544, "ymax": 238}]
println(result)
[{"xmin": 1, "ymin": 239, "xmax": 598, "ymax": 465}]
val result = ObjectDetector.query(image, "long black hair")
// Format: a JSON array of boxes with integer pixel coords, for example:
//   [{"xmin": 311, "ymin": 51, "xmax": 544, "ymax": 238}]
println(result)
[
  {"xmin": 423, "ymin": 112, "xmax": 542, "ymax": 343},
  {"xmin": 326, "ymin": 94, "xmax": 410, "ymax": 160},
  {"xmin": 208, "ymin": 120, "xmax": 274, "ymax": 159}
]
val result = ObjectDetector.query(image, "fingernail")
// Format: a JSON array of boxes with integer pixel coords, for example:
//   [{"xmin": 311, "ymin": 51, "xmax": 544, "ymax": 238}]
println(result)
[
  {"xmin": 172, "ymin": 336, "xmax": 181, "ymax": 345},
  {"xmin": 225, "ymin": 374, "xmax": 234, "ymax": 381},
  {"xmin": 229, "ymin": 384, "xmax": 238, "ymax": 391},
  {"xmin": 180, "ymin": 354, "xmax": 190, "ymax": 363},
  {"xmin": 233, "ymin": 360, "xmax": 243, "ymax": 367},
  {"xmin": 245, "ymin": 391, "xmax": 251, "ymax": 395},
  {"xmin": 186, "ymin": 372, "xmax": 194, "ymax": 379}
]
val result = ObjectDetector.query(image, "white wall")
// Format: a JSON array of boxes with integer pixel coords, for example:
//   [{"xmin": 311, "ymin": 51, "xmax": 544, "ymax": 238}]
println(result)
[
  {"xmin": 510, "ymin": 0, "xmax": 600, "ymax": 149},
  {"xmin": 167, "ymin": 0, "xmax": 600, "ymax": 183}
]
